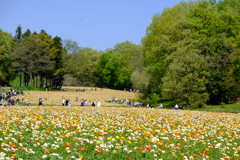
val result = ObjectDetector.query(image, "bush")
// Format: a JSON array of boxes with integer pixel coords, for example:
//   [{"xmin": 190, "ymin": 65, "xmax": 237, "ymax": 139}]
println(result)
[
  {"xmin": 187, "ymin": 92, "xmax": 209, "ymax": 108},
  {"xmin": 149, "ymin": 93, "xmax": 160, "ymax": 107}
]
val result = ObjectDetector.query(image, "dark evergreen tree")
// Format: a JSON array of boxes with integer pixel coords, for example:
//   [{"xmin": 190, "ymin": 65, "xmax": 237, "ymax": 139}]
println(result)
[
  {"xmin": 51, "ymin": 36, "xmax": 64, "ymax": 88},
  {"xmin": 14, "ymin": 24, "xmax": 22, "ymax": 41},
  {"xmin": 12, "ymin": 33, "xmax": 55, "ymax": 87},
  {"xmin": 14, "ymin": 25, "xmax": 24, "ymax": 86},
  {"xmin": 22, "ymin": 29, "xmax": 31, "ymax": 39}
]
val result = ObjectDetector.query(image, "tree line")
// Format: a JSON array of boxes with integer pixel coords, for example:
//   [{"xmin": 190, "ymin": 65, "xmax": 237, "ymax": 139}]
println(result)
[{"xmin": 0, "ymin": 0, "xmax": 240, "ymax": 107}]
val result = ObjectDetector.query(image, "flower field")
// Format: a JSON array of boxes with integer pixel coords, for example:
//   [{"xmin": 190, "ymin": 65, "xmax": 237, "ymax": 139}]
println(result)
[{"xmin": 0, "ymin": 106, "xmax": 239, "ymax": 160}]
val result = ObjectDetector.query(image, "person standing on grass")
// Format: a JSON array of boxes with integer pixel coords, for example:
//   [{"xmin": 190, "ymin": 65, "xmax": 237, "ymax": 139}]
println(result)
[
  {"xmin": 65, "ymin": 99, "xmax": 69, "ymax": 106},
  {"xmin": 16, "ymin": 97, "xmax": 20, "ymax": 106},
  {"xmin": 97, "ymin": 100, "xmax": 101, "ymax": 107},
  {"xmin": 62, "ymin": 98, "xmax": 65, "ymax": 106},
  {"xmin": 39, "ymin": 98, "xmax": 43, "ymax": 106}
]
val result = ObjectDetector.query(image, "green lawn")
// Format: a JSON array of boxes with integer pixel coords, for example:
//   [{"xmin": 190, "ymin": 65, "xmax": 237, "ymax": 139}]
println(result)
[
  {"xmin": 159, "ymin": 99, "xmax": 240, "ymax": 113},
  {"xmin": 0, "ymin": 86, "xmax": 11, "ymax": 93},
  {"xmin": 193, "ymin": 102, "xmax": 240, "ymax": 113},
  {"xmin": 12, "ymin": 86, "xmax": 60, "ymax": 91}
]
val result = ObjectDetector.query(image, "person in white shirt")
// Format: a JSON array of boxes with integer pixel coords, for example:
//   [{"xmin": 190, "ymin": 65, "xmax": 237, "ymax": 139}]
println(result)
[
  {"xmin": 62, "ymin": 98, "xmax": 65, "ymax": 106},
  {"xmin": 97, "ymin": 100, "xmax": 101, "ymax": 107},
  {"xmin": 174, "ymin": 104, "xmax": 179, "ymax": 109}
]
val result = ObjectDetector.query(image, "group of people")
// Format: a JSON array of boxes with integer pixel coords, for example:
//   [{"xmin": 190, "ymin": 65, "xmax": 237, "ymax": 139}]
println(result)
[
  {"xmin": 172, "ymin": 104, "xmax": 184, "ymax": 109},
  {"xmin": 61, "ymin": 98, "xmax": 71, "ymax": 106},
  {"xmin": 37, "ymin": 97, "xmax": 183, "ymax": 109},
  {"xmin": 0, "ymin": 89, "xmax": 24, "ymax": 106},
  {"xmin": 1, "ymin": 87, "xmax": 183, "ymax": 109},
  {"xmin": 156, "ymin": 103, "xmax": 184, "ymax": 109},
  {"xmin": 62, "ymin": 97, "xmax": 101, "ymax": 107},
  {"xmin": 75, "ymin": 88, "xmax": 98, "ymax": 92}
]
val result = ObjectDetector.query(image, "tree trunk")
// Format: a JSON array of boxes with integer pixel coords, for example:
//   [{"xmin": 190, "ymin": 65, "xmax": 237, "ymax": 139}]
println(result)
[
  {"xmin": 20, "ymin": 75, "xmax": 22, "ymax": 86},
  {"xmin": 33, "ymin": 75, "xmax": 35, "ymax": 87},
  {"xmin": 24, "ymin": 73, "xmax": 27, "ymax": 86},
  {"xmin": 36, "ymin": 76, "xmax": 39, "ymax": 87},
  {"xmin": 40, "ymin": 76, "xmax": 43, "ymax": 87},
  {"xmin": 29, "ymin": 73, "xmax": 33, "ymax": 87}
]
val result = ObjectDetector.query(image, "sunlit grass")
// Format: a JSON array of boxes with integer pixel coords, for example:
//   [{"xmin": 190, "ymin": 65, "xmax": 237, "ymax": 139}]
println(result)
[{"xmin": 193, "ymin": 102, "xmax": 240, "ymax": 113}]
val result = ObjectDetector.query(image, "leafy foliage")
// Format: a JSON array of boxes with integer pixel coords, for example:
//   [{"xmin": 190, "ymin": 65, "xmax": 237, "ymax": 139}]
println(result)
[
  {"xmin": 12, "ymin": 33, "xmax": 55, "ymax": 87},
  {"xmin": 142, "ymin": 0, "xmax": 240, "ymax": 106},
  {"xmin": 96, "ymin": 41, "xmax": 143, "ymax": 89},
  {"xmin": 161, "ymin": 47, "xmax": 209, "ymax": 107},
  {"xmin": 0, "ymin": 29, "xmax": 15, "ymax": 85}
]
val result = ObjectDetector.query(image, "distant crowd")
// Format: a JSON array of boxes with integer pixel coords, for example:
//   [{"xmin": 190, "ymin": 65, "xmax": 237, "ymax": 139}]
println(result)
[
  {"xmin": 0, "ymin": 88, "xmax": 24, "ymax": 106},
  {"xmin": 1, "ymin": 87, "xmax": 183, "ymax": 110},
  {"xmin": 61, "ymin": 97, "xmax": 101, "ymax": 107}
]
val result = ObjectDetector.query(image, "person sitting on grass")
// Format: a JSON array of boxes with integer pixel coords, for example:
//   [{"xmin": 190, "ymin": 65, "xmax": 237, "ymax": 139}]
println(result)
[
  {"xmin": 80, "ymin": 100, "xmax": 84, "ymax": 106},
  {"xmin": 146, "ymin": 103, "xmax": 151, "ymax": 108},
  {"xmin": 84, "ymin": 100, "xmax": 88, "ymax": 106},
  {"xmin": 157, "ymin": 103, "xmax": 163, "ymax": 109},
  {"xmin": 16, "ymin": 97, "xmax": 20, "ymax": 106},
  {"xmin": 26, "ymin": 100, "xmax": 30, "ymax": 106},
  {"xmin": 174, "ymin": 104, "xmax": 179, "ymax": 109}
]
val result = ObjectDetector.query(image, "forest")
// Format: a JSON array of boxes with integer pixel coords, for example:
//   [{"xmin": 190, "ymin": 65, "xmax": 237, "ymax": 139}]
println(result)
[{"xmin": 0, "ymin": 0, "xmax": 240, "ymax": 108}]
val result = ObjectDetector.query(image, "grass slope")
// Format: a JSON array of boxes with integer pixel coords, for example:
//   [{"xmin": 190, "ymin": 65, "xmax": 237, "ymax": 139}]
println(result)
[{"xmin": 1, "ymin": 86, "xmax": 239, "ymax": 113}]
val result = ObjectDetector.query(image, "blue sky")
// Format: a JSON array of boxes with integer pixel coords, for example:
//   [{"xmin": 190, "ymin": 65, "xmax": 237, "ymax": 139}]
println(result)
[{"xmin": 1, "ymin": 0, "xmax": 187, "ymax": 51}]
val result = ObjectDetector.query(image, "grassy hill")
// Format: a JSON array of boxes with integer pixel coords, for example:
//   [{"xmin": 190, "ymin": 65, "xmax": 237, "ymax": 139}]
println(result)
[{"xmin": 1, "ymin": 86, "xmax": 239, "ymax": 113}]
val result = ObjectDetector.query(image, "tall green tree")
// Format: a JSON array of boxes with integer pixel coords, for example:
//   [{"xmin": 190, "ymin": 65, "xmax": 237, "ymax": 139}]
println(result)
[
  {"xmin": 0, "ymin": 29, "xmax": 15, "ymax": 85},
  {"xmin": 142, "ymin": 0, "xmax": 240, "ymax": 106},
  {"xmin": 228, "ymin": 31, "xmax": 240, "ymax": 101},
  {"xmin": 187, "ymin": 0, "xmax": 240, "ymax": 104},
  {"xmin": 96, "ymin": 41, "xmax": 143, "ymax": 89},
  {"xmin": 65, "ymin": 47, "xmax": 101, "ymax": 86},
  {"xmin": 231, "ymin": 31, "xmax": 240, "ymax": 80},
  {"xmin": 12, "ymin": 34, "xmax": 55, "ymax": 87},
  {"xmin": 130, "ymin": 69, "xmax": 150, "ymax": 93},
  {"xmin": 63, "ymin": 39, "xmax": 80, "ymax": 55},
  {"xmin": 22, "ymin": 29, "xmax": 31, "ymax": 39},
  {"xmin": 161, "ymin": 46, "xmax": 209, "ymax": 108},
  {"xmin": 14, "ymin": 25, "xmax": 24, "ymax": 86},
  {"xmin": 14, "ymin": 24, "xmax": 22, "ymax": 41},
  {"xmin": 142, "ymin": 1, "xmax": 196, "ymax": 95},
  {"xmin": 51, "ymin": 36, "xmax": 64, "ymax": 88},
  {"xmin": 95, "ymin": 50, "xmax": 113, "ymax": 87}
]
